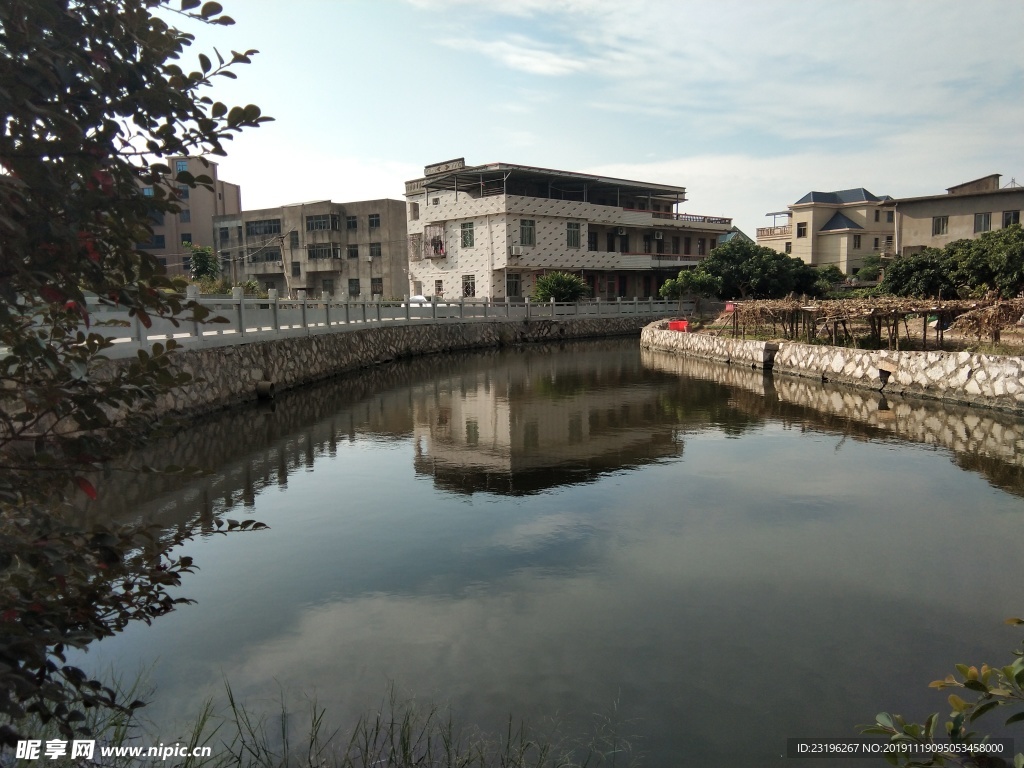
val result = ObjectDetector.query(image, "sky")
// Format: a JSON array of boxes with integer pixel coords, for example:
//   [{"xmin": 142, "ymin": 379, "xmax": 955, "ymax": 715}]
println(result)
[{"xmin": 182, "ymin": 0, "xmax": 1024, "ymax": 237}]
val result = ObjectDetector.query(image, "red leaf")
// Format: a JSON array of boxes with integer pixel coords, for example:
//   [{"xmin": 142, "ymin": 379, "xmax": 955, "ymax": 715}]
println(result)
[
  {"xmin": 76, "ymin": 477, "xmax": 98, "ymax": 500},
  {"xmin": 1, "ymin": 610, "xmax": 17, "ymax": 622},
  {"xmin": 39, "ymin": 285, "xmax": 65, "ymax": 304},
  {"xmin": 136, "ymin": 309, "xmax": 152, "ymax": 328}
]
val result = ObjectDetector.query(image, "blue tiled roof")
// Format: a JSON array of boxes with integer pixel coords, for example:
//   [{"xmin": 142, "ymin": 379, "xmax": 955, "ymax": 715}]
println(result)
[
  {"xmin": 794, "ymin": 188, "xmax": 891, "ymax": 205},
  {"xmin": 820, "ymin": 212, "xmax": 863, "ymax": 231}
]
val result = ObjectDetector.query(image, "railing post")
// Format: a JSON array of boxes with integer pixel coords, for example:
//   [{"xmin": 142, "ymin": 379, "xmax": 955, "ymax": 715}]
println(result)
[
  {"xmin": 297, "ymin": 289, "xmax": 307, "ymax": 332},
  {"xmin": 376, "ymin": 300, "xmax": 382, "ymax": 323},
  {"xmin": 550, "ymin": 297, "xmax": 556, "ymax": 317},
  {"xmin": 525, "ymin": 297, "xmax": 531, "ymax": 320},
  {"xmin": 133, "ymin": 312, "xmax": 145, "ymax": 349},
  {"xmin": 362, "ymin": 300, "xmax": 367, "ymax": 324},
  {"xmin": 650, "ymin": 295, "xmax": 654, "ymax": 313},
  {"xmin": 232, "ymin": 286, "xmax": 245, "ymax": 336},
  {"xmin": 405, "ymin": 298, "xmax": 411, "ymax": 322},
  {"xmin": 268, "ymin": 288, "xmax": 279, "ymax": 331},
  {"xmin": 483, "ymin": 298, "xmax": 489, "ymax": 318},
  {"xmin": 575, "ymin": 299, "xmax": 580, "ymax": 316},
  {"xmin": 459, "ymin": 297, "xmax": 464, "ymax": 320},
  {"xmin": 616, "ymin": 296, "xmax": 622, "ymax": 316},
  {"xmin": 186, "ymin": 284, "xmax": 200, "ymax": 340},
  {"xmin": 344, "ymin": 301, "xmax": 350, "ymax": 325},
  {"xmin": 633, "ymin": 296, "xmax": 638, "ymax": 314},
  {"xmin": 431, "ymin": 298, "xmax": 437, "ymax": 322},
  {"xmin": 325, "ymin": 295, "xmax": 331, "ymax": 328}
]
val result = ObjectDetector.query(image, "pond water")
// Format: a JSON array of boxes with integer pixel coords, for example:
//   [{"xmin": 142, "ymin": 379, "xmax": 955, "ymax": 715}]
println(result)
[{"xmin": 75, "ymin": 338, "xmax": 1024, "ymax": 766}]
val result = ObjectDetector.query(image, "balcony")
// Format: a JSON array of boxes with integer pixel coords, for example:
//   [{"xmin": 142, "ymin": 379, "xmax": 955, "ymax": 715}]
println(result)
[{"xmin": 757, "ymin": 225, "xmax": 792, "ymax": 238}]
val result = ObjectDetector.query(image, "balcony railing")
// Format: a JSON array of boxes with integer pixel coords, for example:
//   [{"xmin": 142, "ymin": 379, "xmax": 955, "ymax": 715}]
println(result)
[{"xmin": 756, "ymin": 225, "xmax": 792, "ymax": 238}]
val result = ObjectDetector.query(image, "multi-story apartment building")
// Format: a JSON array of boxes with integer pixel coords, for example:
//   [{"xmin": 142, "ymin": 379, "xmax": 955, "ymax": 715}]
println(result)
[
  {"xmin": 215, "ymin": 199, "xmax": 408, "ymax": 299},
  {"xmin": 882, "ymin": 174, "xmax": 1024, "ymax": 255},
  {"xmin": 137, "ymin": 156, "xmax": 242, "ymax": 277},
  {"xmin": 757, "ymin": 188, "xmax": 894, "ymax": 275},
  {"xmin": 404, "ymin": 158, "xmax": 733, "ymax": 301}
]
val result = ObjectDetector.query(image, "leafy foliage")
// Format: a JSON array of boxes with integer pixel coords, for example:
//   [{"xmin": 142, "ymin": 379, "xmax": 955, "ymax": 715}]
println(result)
[
  {"xmin": 187, "ymin": 243, "xmax": 221, "ymax": 281},
  {"xmin": 0, "ymin": 0, "xmax": 269, "ymax": 745},
  {"xmin": 532, "ymin": 272, "xmax": 590, "ymax": 302},
  {"xmin": 862, "ymin": 620, "xmax": 1024, "ymax": 767},
  {"xmin": 659, "ymin": 239, "xmax": 824, "ymax": 300},
  {"xmin": 880, "ymin": 226, "xmax": 1024, "ymax": 299}
]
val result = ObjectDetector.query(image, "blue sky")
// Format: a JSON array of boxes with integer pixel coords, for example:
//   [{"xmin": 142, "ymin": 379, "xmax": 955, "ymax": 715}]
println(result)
[{"xmin": 188, "ymin": 0, "xmax": 1024, "ymax": 236}]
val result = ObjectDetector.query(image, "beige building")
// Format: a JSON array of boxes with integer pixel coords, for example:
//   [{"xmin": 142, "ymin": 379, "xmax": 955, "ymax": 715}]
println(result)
[
  {"xmin": 757, "ymin": 188, "xmax": 894, "ymax": 275},
  {"xmin": 215, "ymin": 199, "xmax": 408, "ymax": 299},
  {"xmin": 883, "ymin": 174, "xmax": 1024, "ymax": 255},
  {"xmin": 404, "ymin": 158, "xmax": 733, "ymax": 301},
  {"xmin": 138, "ymin": 156, "xmax": 242, "ymax": 277}
]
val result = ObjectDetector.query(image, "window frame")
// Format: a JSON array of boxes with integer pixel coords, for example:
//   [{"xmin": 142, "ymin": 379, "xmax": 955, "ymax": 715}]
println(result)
[
  {"xmin": 932, "ymin": 216, "xmax": 949, "ymax": 236},
  {"xmin": 566, "ymin": 222, "xmax": 581, "ymax": 248},
  {"xmin": 461, "ymin": 222, "xmax": 474, "ymax": 248},
  {"xmin": 1003, "ymin": 210, "xmax": 1020, "ymax": 228},
  {"xmin": 520, "ymin": 219, "xmax": 535, "ymax": 246},
  {"xmin": 974, "ymin": 212, "xmax": 991, "ymax": 233},
  {"xmin": 368, "ymin": 213, "xmax": 381, "ymax": 229},
  {"xmin": 462, "ymin": 274, "xmax": 476, "ymax": 297},
  {"xmin": 796, "ymin": 222, "xmax": 808, "ymax": 238}
]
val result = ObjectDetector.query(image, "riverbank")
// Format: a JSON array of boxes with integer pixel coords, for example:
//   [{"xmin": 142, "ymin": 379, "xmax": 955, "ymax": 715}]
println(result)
[
  {"xmin": 109, "ymin": 315, "xmax": 673, "ymax": 420},
  {"xmin": 641, "ymin": 320, "xmax": 1024, "ymax": 414}
]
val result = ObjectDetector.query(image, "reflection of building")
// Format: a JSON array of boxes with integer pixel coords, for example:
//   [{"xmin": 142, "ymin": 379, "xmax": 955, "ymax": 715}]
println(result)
[
  {"xmin": 882, "ymin": 174, "xmax": 1024, "ymax": 255},
  {"xmin": 757, "ymin": 188, "xmax": 894, "ymax": 274},
  {"xmin": 214, "ymin": 199, "xmax": 407, "ymax": 299},
  {"xmin": 137, "ymin": 156, "xmax": 242, "ymax": 277},
  {"xmin": 404, "ymin": 158, "xmax": 734, "ymax": 301},
  {"xmin": 411, "ymin": 345, "xmax": 683, "ymax": 495}
]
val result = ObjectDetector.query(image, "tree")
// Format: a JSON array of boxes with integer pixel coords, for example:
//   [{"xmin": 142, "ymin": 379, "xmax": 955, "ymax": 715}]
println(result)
[
  {"xmin": 879, "ymin": 248, "xmax": 956, "ymax": 298},
  {"xmin": 186, "ymin": 242, "xmax": 221, "ymax": 281},
  {"xmin": 0, "ymin": 0, "xmax": 269, "ymax": 745},
  {"xmin": 661, "ymin": 240, "xmax": 818, "ymax": 300},
  {"xmin": 532, "ymin": 272, "xmax": 590, "ymax": 302},
  {"xmin": 856, "ymin": 253, "xmax": 884, "ymax": 282}
]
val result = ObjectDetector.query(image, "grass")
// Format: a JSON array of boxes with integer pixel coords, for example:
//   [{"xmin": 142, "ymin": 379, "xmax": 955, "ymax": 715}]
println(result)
[{"xmin": 2, "ymin": 682, "xmax": 641, "ymax": 768}]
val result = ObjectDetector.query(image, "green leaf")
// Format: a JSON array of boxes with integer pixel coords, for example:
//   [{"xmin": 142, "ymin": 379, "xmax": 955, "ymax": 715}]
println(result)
[
  {"xmin": 963, "ymin": 679, "xmax": 989, "ymax": 693},
  {"xmin": 200, "ymin": 1, "xmax": 223, "ymax": 18},
  {"xmin": 969, "ymin": 700, "xmax": 1001, "ymax": 722},
  {"xmin": 181, "ymin": 0, "xmax": 200, "ymax": 8},
  {"xmin": 876, "ymin": 713, "xmax": 894, "ymax": 729},
  {"xmin": 198, "ymin": 53, "xmax": 211, "ymax": 73},
  {"xmin": 1006, "ymin": 711, "xmax": 1024, "ymax": 725}
]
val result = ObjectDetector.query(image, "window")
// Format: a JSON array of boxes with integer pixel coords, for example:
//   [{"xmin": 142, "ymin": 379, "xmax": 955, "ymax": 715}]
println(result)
[
  {"xmin": 684, "ymin": 236, "xmax": 692, "ymax": 255},
  {"xmin": 158, "ymin": 257, "xmax": 167, "ymax": 267},
  {"xmin": 461, "ymin": 222, "xmax": 474, "ymax": 248},
  {"xmin": 176, "ymin": 184, "xmax": 189, "ymax": 200},
  {"xmin": 887, "ymin": 211, "xmax": 894, "ymax": 223},
  {"xmin": 182, "ymin": 255, "xmax": 190, "ymax": 272},
  {"xmin": 1003, "ymin": 210, "xmax": 1020, "ymax": 227},
  {"xmin": 142, "ymin": 187, "xmax": 154, "ymax": 197},
  {"xmin": 874, "ymin": 210, "xmax": 880, "ymax": 222},
  {"xmin": 306, "ymin": 214, "xmax": 335, "ymax": 231},
  {"xmin": 219, "ymin": 226, "xmax": 229, "ymax": 243},
  {"xmin": 246, "ymin": 219, "xmax": 282, "ymax": 237},
  {"xmin": 236, "ymin": 225, "xmax": 242, "ymax": 239},
  {"xmin": 642, "ymin": 234, "xmax": 652, "ymax": 254},
  {"xmin": 175, "ymin": 160, "xmax": 189, "ymax": 174},
  {"xmin": 853, "ymin": 235, "xmax": 861, "ymax": 249},
  {"xmin": 506, "ymin": 273, "xmax": 521, "ymax": 297},
  {"xmin": 371, "ymin": 277, "xmax": 383, "ymax": 295},
  {"xmin": 347, "ymin": 244, "xmax": 359, "ymax": 259},
  {"xmin": 465, "ymin": 419, "xmax": 479, "ymax": 446},
  {"xmin": 462, "ymin": 274, "xmax": 475, "ymax": 297},
  {"xmin": 247, "ymin": 246, "xmax": 281, "ymax": 262},
  {"xmin": 618, "ymin": 234, "xmax": 629, "ymax": 253},
  {"xmin": 346, "ymin": 215, "xmax": 357, "ymax": 230},
  {"xmin": 220, "ymin": 250, "xmax": 229, "ymax": 265},
  {"xmin": 138, "ymin": 234, "xmax": 165, "ymax": 250},
  {"xmin": 290, "ymin": 230, "xmax": 299, "ymax": 249},
  {"xmin": 432, "ymin": 197, "xmax": 439, "ymax": 206},
  {"xmin": 796, "ymin": 222, "xmax": 808, "ymax": 238},
  {"xmin": 368, "ymin": 213, "xmax": 380, "ymax": 229},
  {"xmin": 708, "ymin": 237, "xmax": 716, "ymax": 251},
  {"xmin": 409, "ymin": 202, "xmax": 419, "ymax": 221},
  {"xmin": 520, "ymin": 219, "xmax": 535, "ymax": 246},
  {"xmin": 322, "ymin": 279, "xmax": 334, "ymax": 296},
  {"xmin": 885, "ymin": 235, "xmax": 893, "ymax": 249},
  {"xmin": 369, "ymin": 242, "xmax": 381, "ymax": 258},
  {"xmin": 588, "ymin": 231, "xmax": 598, "ymax": 251},
  {"xmin": 873, "ymin": 237, "xmax": 880, "ymax": 249},
  {"xmin": 179, "ymin": 210, "xmax": 191, "ymax": 223},
  {"xmin": 434, "ymin": 279, "xmax": 443, "ymax": 296},
  {"xmin": 974, "ymin": 212, "xmax": 991, "ymax": 233},
  {"xmin": 348, "ymin": 278, "xmax": 360, "ymax": 297},
  {"xmin": 656, "ymin": 236, "xmax": 664, "ymax": 254},
  {"xmin": 291, "ymin": 261, "xmax": 301, "ymax": 277},
  {"xmin": 697, "ymin": 238, "xmax": 706, "ymax": 256},
  {"xmin": 307, "ymin": 244, "xmax": 340, "ymax": 259},
  {"xmin": 606, "ymin": 232, "xmax": 616, "ymax": 252},
  {"xmin": 785, "ymin": 242, "xmax": 792, "ymax": 254},
  {"xmin": 672, "ymin": 236, "xmax": 680, "ymax": 255},
  {"xmin": 180, "ymin": 232, "xmax": 192, "ymax": 244},
  {"xmin": 932, "ymin": 216, "xmax": 949, "ymax": 236},
  {"xmin": 567, "ymin": 222, "xmax": 581, "ymax": 248}
]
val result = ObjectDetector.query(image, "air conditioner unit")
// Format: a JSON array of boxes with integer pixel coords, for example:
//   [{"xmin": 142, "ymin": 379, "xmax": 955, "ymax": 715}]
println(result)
[
  {"xmin": 275, "ymin": 261, "xmax": 283, "ymax": 267},
  {"xmin": 617, "ymin": 227, "xmax": 626, "ymax": 235},
  {"xmin": 509, "ymin": 245, "xmax": 524, "ymax": 257},
  {"xmin": 654, "ymin": 231, "xmax": 664, "ymax": 240}
]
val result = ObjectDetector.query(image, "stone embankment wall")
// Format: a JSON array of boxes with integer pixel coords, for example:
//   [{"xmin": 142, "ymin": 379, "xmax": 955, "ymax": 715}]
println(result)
[
  {"xmin": 138, "ymin": 316, "xmax": 663, "ymax": 418},
  {"xmin": 641, "ymin": 321, "xmax": 1024, "ymax": 413},
  {"xmin": 641, "ymin": 349, "xmax": 1024, "ymax": 475}
]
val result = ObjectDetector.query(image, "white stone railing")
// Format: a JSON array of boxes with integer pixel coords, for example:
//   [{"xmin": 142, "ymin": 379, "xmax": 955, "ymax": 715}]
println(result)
[{"xmin": 79, "ymin": 292, "xmax": 692, "ymax": 360}]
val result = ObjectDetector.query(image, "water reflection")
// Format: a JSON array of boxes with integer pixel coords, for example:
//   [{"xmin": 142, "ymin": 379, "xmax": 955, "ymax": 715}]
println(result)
[{"xmin": 73, "ymin": 339, "xmax": 1024, "ymax": 768}]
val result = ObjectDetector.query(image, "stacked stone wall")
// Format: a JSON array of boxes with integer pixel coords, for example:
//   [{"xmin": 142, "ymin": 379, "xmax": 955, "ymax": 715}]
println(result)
[{"xmin": 641, "ymin": 322, "xmax": 1024, "ymax": 414}]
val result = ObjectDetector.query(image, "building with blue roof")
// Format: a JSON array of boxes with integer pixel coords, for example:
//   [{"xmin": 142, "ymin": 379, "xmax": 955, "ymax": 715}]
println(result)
[{"xmin": 756, "ymin": 187, "xmax": 894, "ymax": 275}]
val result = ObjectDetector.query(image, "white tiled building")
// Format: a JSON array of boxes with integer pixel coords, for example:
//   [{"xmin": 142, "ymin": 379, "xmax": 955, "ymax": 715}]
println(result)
[{"xmin": 405, "ymin": 159, "xmax": 734, "ymax": 300}]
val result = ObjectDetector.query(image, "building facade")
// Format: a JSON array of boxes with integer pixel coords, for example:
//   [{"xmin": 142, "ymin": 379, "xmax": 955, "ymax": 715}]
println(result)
[
  {"xmin": 757, "ymin": 188, "xmax": 894, "ymax": 275},
  {"xmin": 883, "ymin": 174, "xmax": 1024, "ymax": 255},
  {"xmin": 138, "ymin": 156, "xmax": 242, "ymax": 278},
  {"xmin": 404, "ymin": 159, "xmax": 733, "ymax": 301},
  {"xmin": 215, "ymin": 199, "xmax": 408, "ymax": 299}
]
